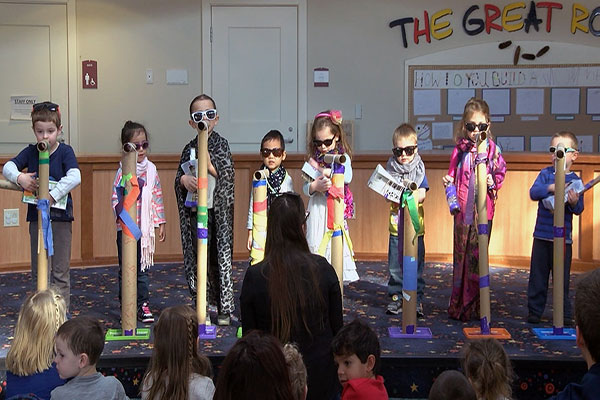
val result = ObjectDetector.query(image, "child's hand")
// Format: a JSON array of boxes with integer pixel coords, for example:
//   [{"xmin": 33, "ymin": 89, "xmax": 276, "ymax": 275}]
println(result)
[
  {"xmin": 17, "ymin": 172, "xmax": 38, "ymax": 192},
  {"xmin": 547, "ymin": 183, "xmax": 555, "ymax": 194},
  {"xmin": 486, "ymin": 174, "xmax": 494, "ymax": 187},
  {"xmin": 567, "ymin": 189, "xmax": 580, "ymax": 206},
  {"xmin": 312, "ymin": 175, "xmax": 332, "ymax": 193},
  {"xmin": 442, "ymin": 175, "xmax": 454, "ymax": 185},
  {"xmin": 181, "ymin": 175, "xmax": 197, "ymax": 193},
  {"xmin": 308, "ymin": 157, "xmax": 322, "ymax": 172},
  {"xmin": 247, "ymin": 230, "xmax": 253, "ymax": 251},
  {"xmin": 158, "ymin": 224, "xmax": 166, "ymax": 242}
]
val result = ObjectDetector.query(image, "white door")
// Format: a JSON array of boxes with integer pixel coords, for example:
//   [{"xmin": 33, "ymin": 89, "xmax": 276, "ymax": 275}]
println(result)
[
  {"xmin": 0, "ymin": 3, "xmax": 69, "ymax": 156},
  {"xmin": 210, "ymin": 6, "xmax": 298, "ymax": 152}
]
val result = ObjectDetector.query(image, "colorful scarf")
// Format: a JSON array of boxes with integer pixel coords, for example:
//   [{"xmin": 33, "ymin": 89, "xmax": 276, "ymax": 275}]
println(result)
[
  {"xmin": 314, "ymin": 146, "xmax": 355, "ymax": 219},
  {"xmin": 261, "ymin": 164, "xmax": 287, "ymax": 207},
  {"xmin": 137, "ymin": 157, "xmax": 157, "ymax": 271}
]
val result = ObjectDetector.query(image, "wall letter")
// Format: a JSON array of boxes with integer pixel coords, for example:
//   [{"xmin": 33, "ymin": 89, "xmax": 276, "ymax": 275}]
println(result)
[
  {"xmin": 502, "ymin": 2, "xmax": 525, "ymax": 32},
  {"xmin": 572, "ymin": 3, "xmax": 589, "ymax": 34},
  {"xmin": 463, "ymin": 5, "xmax": 485, "ymax": 35},
  {"xmin": 389, "ymin": 17, "xmax": 414, "ymax": 48},
  {"xmin": 537, "ymin": 2, "xmax": 563, "ymax": 33},
  {"xmin": 485, "ymin": 4, "xmax": 503, "ymax": 33},
  {"xmin": 414, "ymin": 11, "xmax": 431, "ymax": 44},
  {"xmin": 431, "ymin": 9, "xmax": 453, "ymax": 40}
]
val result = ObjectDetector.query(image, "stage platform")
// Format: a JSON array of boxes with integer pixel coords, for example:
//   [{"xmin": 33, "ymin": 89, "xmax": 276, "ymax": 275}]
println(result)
[{"xmin": 0, "ymin": 261, "xmax": 587, "ymax": 399}]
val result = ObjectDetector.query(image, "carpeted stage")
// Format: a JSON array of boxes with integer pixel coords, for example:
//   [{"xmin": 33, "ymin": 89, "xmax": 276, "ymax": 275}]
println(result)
[{"xmin": 0, "ymin": 261, "xmax": 587, "ymax": 399}]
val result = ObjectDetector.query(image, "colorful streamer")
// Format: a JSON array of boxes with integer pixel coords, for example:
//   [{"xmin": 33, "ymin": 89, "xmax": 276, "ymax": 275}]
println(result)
[{"xmin": 37, "ymin": 199, "xmax": 54, "ymax": 257}]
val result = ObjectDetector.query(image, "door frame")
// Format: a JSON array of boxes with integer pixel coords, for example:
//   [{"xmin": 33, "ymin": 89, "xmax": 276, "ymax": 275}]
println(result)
[
  {"xmin": 0, "ymin": 0, "xmax": 79, "ymax": 151},
  {"xmin": 201, "ymin": 0, "xmax": 307, "ymax": 153}
]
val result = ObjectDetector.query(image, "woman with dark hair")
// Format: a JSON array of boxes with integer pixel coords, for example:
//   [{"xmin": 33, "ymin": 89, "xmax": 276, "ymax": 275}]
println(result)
[
  {"xmin": 213, "ymin": 330, "xmax": 294, "ymax": 400},
  {"xmin": 241, "ymin": 192, "xmax": 343, "ymax": 400}
]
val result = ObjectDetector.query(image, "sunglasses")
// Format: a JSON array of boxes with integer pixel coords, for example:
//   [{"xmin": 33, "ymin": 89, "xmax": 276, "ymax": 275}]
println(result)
[
  {"xmin": 312, "ymin": 137, "xmax": 336, "ymax": 147},
  {"xmin": 191, "ymin": 109, "xmax": 217, "ymax": 123},
  {"xmin": 393, "ymin": 145, "xmax": 417, "ymax": 157},
  {"xmin": 549, "ymin": 146, "xmax": 577, "ymax": 153},
  {"xmin": 261, "ymin": 147, "xmax": 284, "ymax": 157},
  {"xmin": 465, "ymin": 122, "xmax": 489, "ymax": 132},
  {"xmin": 33, "ymin": 102, "xmax": 59, "ymax": 112},
  {"xmin": 132, "ymin": 141, "xmax": 149, "ymax": 150}
]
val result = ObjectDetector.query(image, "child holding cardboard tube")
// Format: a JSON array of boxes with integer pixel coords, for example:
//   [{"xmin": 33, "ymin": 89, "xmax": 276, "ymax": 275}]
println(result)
[
  {"xmin": 385, "ymin": 123, "xmax": 428, "ymax": 317},
  {"xmin": 527, "ymin": 131, "xmax": 583, "ymax": 325}
]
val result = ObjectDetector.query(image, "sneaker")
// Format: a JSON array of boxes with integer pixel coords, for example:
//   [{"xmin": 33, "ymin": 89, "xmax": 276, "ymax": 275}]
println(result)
[
  {"xmin": 386, "ymin": 294, "xmax": 402, "ymax": 315},
  {"xmin": 527, "ymin": 314, "xmax": 541, "ymax": 324},
  {"xmin": 416, "ymin": 303, "xmax": 424, "ymax": 319},
  {"xmin": 217, "ymin": 313, "xmax": 231, "ymax": 326},
  {"xmin": 138, "ymin": 302, "xmax": 154, "ymax": 323}
]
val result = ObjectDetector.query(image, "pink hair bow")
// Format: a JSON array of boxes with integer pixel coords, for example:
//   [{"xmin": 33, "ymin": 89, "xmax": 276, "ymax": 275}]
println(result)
[{"xmin": 315, "ymin": 110, "xmax": 342, "ymax": 125}]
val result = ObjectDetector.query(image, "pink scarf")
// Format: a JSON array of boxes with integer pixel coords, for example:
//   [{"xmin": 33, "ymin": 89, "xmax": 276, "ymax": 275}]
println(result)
[{"xmin": 138, "ymin": 157, "xmax": 157, "ymax": 271}]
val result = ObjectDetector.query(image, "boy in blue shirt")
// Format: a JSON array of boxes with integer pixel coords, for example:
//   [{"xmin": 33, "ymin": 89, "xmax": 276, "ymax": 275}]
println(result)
[
  {"xmin": 2, "ymin": 102, "xmax": 80, "ymax": 309},
  {"xmin": 527, "ymin": 131, "xmax": 583, "ymax": 324}
]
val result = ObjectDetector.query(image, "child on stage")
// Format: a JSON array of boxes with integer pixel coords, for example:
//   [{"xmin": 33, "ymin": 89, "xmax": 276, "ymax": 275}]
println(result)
[{"xmin": 442, "ymin": 98, "xmax": 506, "ymax": 322}]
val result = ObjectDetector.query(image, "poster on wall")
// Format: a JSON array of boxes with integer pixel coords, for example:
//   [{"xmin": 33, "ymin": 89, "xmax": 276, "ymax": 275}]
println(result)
[{"xmin": 10, "ymin": 95, "xmax": 37, "ymax": 120}]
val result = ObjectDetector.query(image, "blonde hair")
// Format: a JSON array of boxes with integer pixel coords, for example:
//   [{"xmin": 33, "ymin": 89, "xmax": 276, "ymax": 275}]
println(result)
[
  {"xmin": 307, "ymin": 110, "xmax": 353, "ymax": 158},
  {"xmin": 283, "ymin": 343, "xmax": 307, "ymax": 400},
  {"xmin": 454, "ymin": 98, "xmax": 492, "ymax": 143},
  {"xmin": 552, "ymin": 131, "xmax": 578, "ymax": 150},
  {"xmin": 6, "ymin": 289, "xmax": 66, "ymax": 376},
  {"xmin": 393, "ymin": 123, "xmax": 417, "ymax": 145}
]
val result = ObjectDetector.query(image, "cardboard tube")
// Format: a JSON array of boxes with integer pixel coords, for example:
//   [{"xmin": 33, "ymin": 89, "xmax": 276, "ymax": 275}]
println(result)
[
  {"xmin": 323, "ymin": 153, "xmax": 346, "ymax": 164},
  {"xmin": 36, "ymin": 140, "xmax": 50, "ymax": 291},
  {"xmin": 402, "ymin": 179, "xmax": 418, "ymax": 192},
  {"xmin": 250, "ymin": 169, "xmax": 269, "ymax": 264},
  {"xmin": 197, "ymin": 121, "xmax": 209, "ymax": 327},
  {"xmin": 401, "ymin": 189, "xmax": 418, "ymax": 334},
  {"xmin": 121, "ymin": 146, "xmax": 137, "ymax": 335},
  {"xmin": 331, "ymin": 160, "xmax": 345, "ymax": 295},
  {"xmin": 0, "ymin": 180, "xmax": 20, "ymax": 191},
  {"xmin": 553, "ymin": 143, "xmax": 566, "ymax": 330},
  {"xmin": 476, "ymin": 134, "xmax": 491, "ymax": 334}
]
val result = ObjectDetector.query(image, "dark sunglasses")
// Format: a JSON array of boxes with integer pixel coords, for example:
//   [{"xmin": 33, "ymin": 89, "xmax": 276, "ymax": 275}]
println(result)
[
  {"xmin": 549, "ymin": 146, "xmax": 576, "ymax": 153},
  {"xmin": 191, "ymin": 109, "xmax": 217, "ymax": 123},
  {"xmin": 33, "ymin": 102, "xmax": 59, "ymax": 112},
  {"xmin": 260, "ymin": 147, "xmax": 284, "ymax": 157},
  {"xmin": 312, "ymin": 137, "xmax": 336, "ymax": 147},
  {"xmin": 132, "ymin": 141, "xmax": 149, "ymax": 150},
  {"xmin": 465, "ymin": 122, "xmax": 489, "ymax": 132},
  {"xmin": 393, "ymin": 145, "xmax": 417, "ymax": 157}
]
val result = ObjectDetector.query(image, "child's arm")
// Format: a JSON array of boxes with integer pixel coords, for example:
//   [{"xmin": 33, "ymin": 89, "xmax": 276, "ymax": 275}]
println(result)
[
  {"xmin": 489, "ymin": 144, "xmax": 507, "ymax": 191},
  {"xmin": 153, "ymin": 172, "xmax": 166, "ymax": 241},
  {"xmin": 442, "ymin": 147, "xmax": 461, "ymax": 184},
  {"xmin": 50, "ymin": 168, "xmax": 81, "ymax": 205},
  {"xmin": 343, "ymin": 156, "xmax": 353, "ymax": 184},
  {"xmin": 530, "ymin": 168, "xmax": 552, "ymax": 200},
  {"xmin": 111, "ymin": 170, "xmax": 122, "ymax": 220},
  {"xmin": 417, "ymin": 187, "xmax": 426, "ymax": 203},
  {"xmin": 567, "ymin": 179, "xmax": 584, "ymax": 215},
  {"xmin": 2, "ymin": 160, "xmax": 37, "ymax": 191}
]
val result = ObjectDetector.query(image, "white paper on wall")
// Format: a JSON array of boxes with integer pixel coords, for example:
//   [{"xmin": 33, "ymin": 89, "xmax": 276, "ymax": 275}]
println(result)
[
  {"xmin": 483, "ymin": 89, "xmax": 511, "ymax": 115},
  {"xmin": 530, "ymin": 136, "xmax": 552, "ymax": 152},
  {"xmin": 496, "ymin": 136, "xmax": 525, "ymax": 152},
  {"xmin": 431, "ymin": 122, "xmax": 454, "ymax": 140},
  {"xmin": 551, "ymin": 88, "xmax": 580, "ymax": 115},
  {"xmin": 413, "ymin": 90, "xmax": 441, "ymax": 116},
  {"xmin": 516, "ymin": 88, "xmax": 544, "ymax": 115},
  {"xmin": 447, "ymin": 89, "xmax": 475, "ymax": 115},
  {"xmin": 586, "ymin": 88, "xmax": 600, "ymax": 114}
]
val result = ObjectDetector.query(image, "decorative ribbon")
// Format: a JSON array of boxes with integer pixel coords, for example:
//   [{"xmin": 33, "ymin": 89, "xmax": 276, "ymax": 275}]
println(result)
[
  {"xmin": 401, "ymin": 190, "xmax": 423, "ymax": 243},
  {"xmin": 317, "ymin": 223, "xmax": 354, "ymax": 258},
  {"xmin": 480, "ymin": 316, "xmax": 490, "ymax": 335},
  {"xmin": 197, "ymin": 205, "xmax": 208, "ymax": 243},
  {"xmin": 117, "ymin": 174, "xmax": 141, "ymax": 240},
  {"xmin": 554, "ymin": 226, "xmax": 565, "ymax": 238},
  {"xmin": 38, "ymin": 199, "xmax": 54, "ymax": 257},
  {"xmin": 403, "ymin": 255, "xmax": 417, "ymax": 291},
  {"xmin": 464, "ymin": 148, "xmax": 488, "ymax": 226},
  {"xmin": 250, "ymin": 178, "xmax": 268, "ymax": 264},
  {"xmin": 478, "ymin": 223, "xmax": 489, "ymax": 235},
  {"xmin": 479, "ymin": 274, "xmax": 490, "ymax": 288}
]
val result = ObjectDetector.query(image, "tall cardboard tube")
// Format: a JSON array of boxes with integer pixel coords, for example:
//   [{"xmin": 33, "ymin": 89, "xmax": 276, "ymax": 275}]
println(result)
[
  {"xmin": 402, "ymin": 180, "xmax": 418, "ymax": 192},
  {"xmin": 323, "ymin": 153, "xmax": 346, "ymax": 164},
  {"xmin": 331, "ymin": 159, "xmax": 345, "ymax": 295},
  {"xmin": 254, "ymin": 169, "xmax": 270, "ymax": 180},
  {"xmin": 476, "ymin": 134, "xmax": 491, "ymax": 334},
  {"xmin": 553, "ymin": 143, "xmax": 566, "ymax": 331},
  {"xmin": 401, "ymin": 188, "xmax": 419, "ymax": 334},
  {"xmin": 121, "ymin": 147, "xmax": 137, "ymax": 335},
  {"xmin": 197, "ymin": 121, "xmax": 210, "ymax": 328},
  {"xmin": 36, "ymin": 140, "xmax": 50, "ymax": 290},
  {"xmin": 250, "ymin": 169, "xmax": 269, "ymax": 264},
  {"xmin": 0, "ymin": 180, "xmax": 20, "ymax": 191}
]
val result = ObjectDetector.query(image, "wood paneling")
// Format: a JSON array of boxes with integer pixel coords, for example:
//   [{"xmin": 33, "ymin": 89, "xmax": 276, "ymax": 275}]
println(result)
[{"xmin": 1, "ymin": 152, "xmax": 599, "ymax": 272}]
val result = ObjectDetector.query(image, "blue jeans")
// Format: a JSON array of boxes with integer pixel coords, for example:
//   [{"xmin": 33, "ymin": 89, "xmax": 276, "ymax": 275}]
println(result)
[
  {"xmin": 116, "ymin": 230, "xmax": 150, "ymax": 307},
  {"xmin": 387, "ymin": 234, "xmax": 425, "ymax": 303}
]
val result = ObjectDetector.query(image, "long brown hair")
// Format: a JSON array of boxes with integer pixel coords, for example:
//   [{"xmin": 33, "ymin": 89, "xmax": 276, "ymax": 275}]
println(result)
[
  {"xmin": 454, "ymin": 97, "xmax": 492, "ymax": 143},
  {"xmin": 307, "ymin": 110, "xmax": 353, "ymax": 158},
  {"xmin": 264, "ymin": 193, "xmax": 325, "ymax": 343},
  {"xmin": 143, "ymin": 305, "xmax": 213, "ymax": 400},
  {"xmin": 462, "ymin": 338, "xmax": 514, "ymax": 400}
]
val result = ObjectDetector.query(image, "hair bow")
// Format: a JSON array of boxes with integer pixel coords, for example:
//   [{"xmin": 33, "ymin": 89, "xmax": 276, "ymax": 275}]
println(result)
[{"xmin": 315, "ymin": 110, "xmax": 342, "ymax": 125}]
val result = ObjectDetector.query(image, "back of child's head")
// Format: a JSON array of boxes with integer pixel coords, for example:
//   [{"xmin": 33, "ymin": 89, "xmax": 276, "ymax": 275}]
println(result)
[
  {"xmin": 331, "ymin": 318, "xmax": 381, "ymax": 376},
  {"xmin": 552, "ymin": 131, "xmax": 578, "ymax": 150},
  {"xmin": 461, "ymin": 338, "xmax": 513, "ymax": 400},
  {"xmin": 283, "ymin": 343, "xmax": 308, "ymax": 400},
  {"xmin": 393, "ymin": 123, "xmax": 417, "ymax": 145},
  {"xmin": 261, "ymin": 129, "xmax": 285, "ymax": 150},
  {"xmin": 575, "ymin": 268, "xmax": 600, "ymax": 363},
  {"xmin": 6, "ymin": 289, "xmax": 66, "ymax": 376},
  {"xmin": 307, "ymin": 109, "xmax": 352, "ymax": 158},
  {"xmin": 120, "ymin": 120, "xmax": 148, "ymax": 145},
  {"xmin": 214, "ymin": 330, "xmax": 294, "ymax": 400},
  {"xmin": 189, "ymin": 93, "xmax": 217, "ymax": 113},
  {"xmin": 31, "ymin": 101, "xmax": 61, "ymax": 128},
  {"xmin": 428, "ymin": 370, "xmax": 477, "ymax": 400},
  {"xmin": 144, "ymin": 304, "xmax": 213, "ymax": 399},
  {"xmin": 56, "ymin": 316, "xmax": 104, "ymax": 366},
  {"xmin": 455, "ymin": 97, "xmax": 492, "ymax": 142}
]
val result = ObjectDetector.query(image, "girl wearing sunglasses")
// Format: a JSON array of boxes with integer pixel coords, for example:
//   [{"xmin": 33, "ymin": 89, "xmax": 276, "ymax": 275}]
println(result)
[
  {"xmin": 175, "ymin": 94, "xmax": 235, "ymax": 326},
  {"xmin": 303, "ymin": 110, "xmax": 358, "ymax": 283},
  {"xmin": 111, "ymin": 120, "xmax": 166, "ymax": 324},
  {"xmin": 442, "ymin": 98, "xmax": 506, "ymax": 322}
]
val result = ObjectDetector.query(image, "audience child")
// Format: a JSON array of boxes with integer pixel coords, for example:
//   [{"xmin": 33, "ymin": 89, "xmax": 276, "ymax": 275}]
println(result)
[
  {"xmin": 2, "ymin": 101, "xmax": 81, "ymax": 310},
  {"xmin": 283, "ymin": 343, "xmax": 308, "ymax": 400},
  {"xmin": 6, "ymin": 289, "xmax": 67, "ymax": 399},
  {"xmin": 213, "ymin": 330, "xmax": 295, "ymax": 400},
  {"xmin": 549, "ymin": 268, "xmax": 600, "ymax": 399},
  {"xmin": 141, "ymin": 304, "xmax": 214, "ymax": 400},
  {"xmin": 331, "ymin": 319, "xmax": 389, "ymax": 400},
  {"xmin": 303, "ymin": 110, "xmax": 358, "ymax": 282},
  {"xmin": 385, "ymin": 123, "xmax": 428, "ymax": 317},
  {"xmin": 428, "ymin": 370, "xmax": 477, "ymax": 400},
  {"xmin": 112, "ymin": 121, "xmax": 166, "ymax": 323},
  {"xmin": 246, "ymin": 129, "xmax": 293, "ymax": 260},
  {"xmin": 442, "ymin": 98, "xmax": 506, "ymax": 321},
  {"xmin": 461, "ymin": 338, "xmax": 514, "ymax": 400},
  {"xmin": 175, "ymin": 94, "xmax": 235, "ymax": 326},
  {"xmin": 527, "ymin": 131, "xmax": 584, "ymax": 324},
  {"xmin": 50, "ymin": 317, "xmax": 128, "ymax": 400}
]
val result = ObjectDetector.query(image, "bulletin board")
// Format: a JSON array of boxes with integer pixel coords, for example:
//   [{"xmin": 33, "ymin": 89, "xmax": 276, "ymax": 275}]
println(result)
[{"xmin": 408, "ymin": 64, "xmax": 600, "ymax": 153}]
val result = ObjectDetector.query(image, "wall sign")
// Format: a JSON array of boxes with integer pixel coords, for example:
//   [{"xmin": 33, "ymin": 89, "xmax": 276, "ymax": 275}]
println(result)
[{"xmin": 82, "ymin": 60, "xmax": 98, "ymax": 89}]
